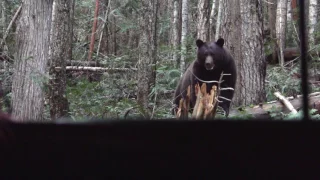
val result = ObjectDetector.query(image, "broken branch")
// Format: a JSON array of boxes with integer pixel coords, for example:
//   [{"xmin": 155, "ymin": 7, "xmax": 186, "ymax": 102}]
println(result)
[{"xmin": 274, "ymin": 92, "xmax": 298, "ymax": 114}]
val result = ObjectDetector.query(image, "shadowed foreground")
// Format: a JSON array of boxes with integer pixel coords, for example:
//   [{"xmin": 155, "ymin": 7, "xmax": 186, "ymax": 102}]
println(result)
[{"xmin": 0, "ymin": 118, "xmax": 319, "ymax": 178}]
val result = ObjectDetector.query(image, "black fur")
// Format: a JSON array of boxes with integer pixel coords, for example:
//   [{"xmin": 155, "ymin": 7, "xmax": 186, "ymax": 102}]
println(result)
[{"xmin": 173, "ymin": 38, "xmax": 237, "ymax": 117}]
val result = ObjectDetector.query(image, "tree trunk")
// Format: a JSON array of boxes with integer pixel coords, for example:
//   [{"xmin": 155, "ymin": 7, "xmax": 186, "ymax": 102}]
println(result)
[
  {"xmin": 12, "ymin": 0, "xmax": 53, "ymax": 121},
  {"xmin": 69, "ymin": 0, "xmax": 75, "ymax": 62},
  {"xmin": 100, "ymin": 0, "xmax": 110, "ymax": 55},
  {"xmin": 0, "ymin": 0, "xmax": 8, "ymax": 55},
  {"xmin": 196, "ymin": 0, "xmax": 210, "ymax": 41},
  {"xmin": 220, "ymin": 0, "xmax": 266, "ymax": 107},
  {"xmin": 180, "ymin": 0, "xmax": 188, "ymax": 76},
  {"xmin": 286, "ymin": 0, "xmax": 295, "ymax": 47},
  {"xmin": 303, "ymin": 0, "xmax": 310, "ymax": 49},
  {"xmin": 290, "ymin": 0, "xmax": 300, "ymax": 46},
  {"xmin": 276, "ymin": 0, "xmax": 287, "ymax": 67},
  {"xmin": 215, "ymin": 0, "xmax": 222, "ymax": 40},
  {"xmin": 172, "ymin": 0, "xmax": 180, "ymax": 67},
  {"xmin": 113, "ymin": 15, "xmax": 117, "ymax": 56},
  {"xmin": 48, "ymin": 0, "xmax": 72, "ymax": 121},
  {"xmin": 308, "ymin": 0, "xmax": 317, "ymax": 49},
  {"xmin": 237, "ymin": 0, "xmax": 266, "ymax": 106},
  {"xmin": 96, "ymin": 0, "xmax": 110, "ymax": 57},
  {"xmin": 88, "ymin": 0, "xmax": 99, "ymax": 61},
  {"xmin": 209, "ymin": 0, "xmax": 217, "ymax": 40},
  {"xmin": 1, "ymin": 0, "xmax": 6, "ymax": 37},
  {"xmin": 268, "ymin": 0, "xmax": 277, "ymax": 64},
  {"xmin": 291, "ymin": 0, "xmax": 299, "ymax": 21},
  {"xmin": 137, "ymin": 0, "xmax": 159, "ymax": 118}
]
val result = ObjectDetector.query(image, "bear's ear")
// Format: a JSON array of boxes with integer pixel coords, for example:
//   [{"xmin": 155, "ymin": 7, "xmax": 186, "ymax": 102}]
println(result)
[
  {"xmin": 216, "ymin": 38, "xmax": 224, "ymax": 47},
  {"xmin": 196, "ymin": 39, "xmax": 205, "ymax": 48}
]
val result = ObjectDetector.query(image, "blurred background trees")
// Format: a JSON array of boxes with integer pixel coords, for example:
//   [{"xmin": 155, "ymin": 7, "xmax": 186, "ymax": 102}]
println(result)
[{"xmin": 0, "ymin": 0, "xmax": 319, "ymax": 121}]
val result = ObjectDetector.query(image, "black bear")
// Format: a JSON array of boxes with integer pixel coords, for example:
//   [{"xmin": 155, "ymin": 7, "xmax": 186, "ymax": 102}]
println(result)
[{"xmin": 173, "ymin": 38, "xmax": 237, "ymax": 117}]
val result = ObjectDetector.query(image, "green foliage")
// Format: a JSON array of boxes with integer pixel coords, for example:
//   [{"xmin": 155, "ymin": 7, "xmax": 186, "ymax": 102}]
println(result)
[
  {"xmin": 218, "ymin": 112, "xmax": 254, "ymax": 120},
  {"xmin": 266, "ymin": 64, "xmax": 301, "ymax": 102},
  {"xmin": 155, "ymin": 65, "xmax": 180, "ymax": 90},
  {"xmin": 264, "ymin": 38, "xmax": 275, "ymax": 57},
  {"xmin": 8, "ymin": 0, "xmax": 320, "ymax": 122},
  {"xmin": 185, "ymin": 35, "xmax": 198, "ymax": 64},
  {"xmin": 148, "ymin": 64, "xmax": 181, "ymax": 119},
  {"xmin": 66, "ymin": 74, "xmax": 138, "ymax": 119},
  {"xmin": 284, "ymin": 109, "xmax": 320, "ymax": 120},
  {"xmin": 65, "ymin": 61, "xmax": 181, "ymax": 120}
]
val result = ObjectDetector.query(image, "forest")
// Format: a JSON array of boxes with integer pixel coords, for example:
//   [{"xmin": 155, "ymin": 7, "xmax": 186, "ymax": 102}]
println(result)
[{"xmin": 0, "ymin": 0, "xmax": 319, "ymax": 122}]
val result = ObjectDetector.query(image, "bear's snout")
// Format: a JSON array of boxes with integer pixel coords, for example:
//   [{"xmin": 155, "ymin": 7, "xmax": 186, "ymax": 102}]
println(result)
[{"xmin": 205, "ymin": 56, "xmax": 214, "ymax": 70}]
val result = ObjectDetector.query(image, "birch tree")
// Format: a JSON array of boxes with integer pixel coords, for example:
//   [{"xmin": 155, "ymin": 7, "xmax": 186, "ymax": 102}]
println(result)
[
  {"xmin": 11, "ymin": 0, "xmax": 53, "ymax": 121},
  {"xmin": 220, "ymin": 0, "xmax": 266, "ymax": 107},
  {"xmin": 276, "ymin": 0, "xmax": 287, "ymax": 67},
  {"xmin": 180, "ymin": 0, "xmax": 188, "ymax": 76},
  {"xmin": 196, "ymin": 0, "xmax": 210, "ymax": 41},
  {"xmin": 48, "ymin": 0, "xmax": 72, "ymax": 121}
]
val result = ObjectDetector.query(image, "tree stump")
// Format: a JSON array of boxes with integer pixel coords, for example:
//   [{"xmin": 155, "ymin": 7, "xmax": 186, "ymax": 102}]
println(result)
[{"xmin": 176, "ymin": 83, "xmax": 219, "ymax": 120}]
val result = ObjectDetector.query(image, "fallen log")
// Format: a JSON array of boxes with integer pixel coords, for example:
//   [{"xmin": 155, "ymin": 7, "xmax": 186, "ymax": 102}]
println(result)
[
  {"xmin": 66, "ymin": 60, "xmax": 103, "ymax": 66},
  {"xmin": 266, "ymin": 47, "xmax": 300, "ymax": 64},
  {"xmin": 267, "ymin": 46, "xmax": 320, "ymax": 64},
  {"xmin": 274, "ymin": 92, "xmax": 298, "ymax": 114},
  {"xmin": 0, "ymin": 66, "xmax": 137, "ymax": 73},
  {"xmin": 229, "ymin": 92, "xmax": 320, "ymax": 118},
  {"xmin": 60, "ymin": 66, "xmax": 137, "ymax": 72}
]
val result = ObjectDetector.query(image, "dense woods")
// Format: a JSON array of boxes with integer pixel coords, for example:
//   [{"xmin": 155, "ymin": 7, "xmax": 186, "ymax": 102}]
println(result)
[{"xmin": 0, "ymin": 0, "xmax": 319, "ymax": 121}]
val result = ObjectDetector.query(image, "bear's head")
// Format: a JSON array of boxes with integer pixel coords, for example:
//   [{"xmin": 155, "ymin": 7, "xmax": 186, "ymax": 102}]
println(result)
[{"xmin": 196, "ymin": 38, "xmax": 225, "ymax": 70}]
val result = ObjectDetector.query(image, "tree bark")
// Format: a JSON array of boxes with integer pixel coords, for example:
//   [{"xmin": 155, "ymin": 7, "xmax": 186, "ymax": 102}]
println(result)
[
  {"xmin": 48, "ymin": 0, "xmax": 72, "ymax": 121},
  {"xmin": 88, "ymin": 0, "xmax": 99, "ymax": 61},
  {"xmin": 172, "ymin": 0, "xmax": 180, "ymax": 68},
  {"xmin": 196, "ymin": 0, "xmax": 210, "ymax": 41},
  {"xmin": 100, "ymin": 0, "xmax": 111, "ymax": 55},
  {"xmin": 1, "ymin": 0, "xmax": 6, "ymax": 37},
  {"xmin": 12, "ymin": 0, "xmax": 53, "ymax": 121},
  {"xmin": 276, "ymin": 0, "xmax": 287, "ymax": 67},
  {"xmin": 209, "ymin": 0, "xmax": 217, "ymax": 40},
  {"xmin": 215, "ymin": 0, "xmax": 222, "ymax": 40},
  {"xmin": 96, "ymin": 0, "xmax": 110, "ymax": 57},
  {"xmin": 286, "ymin": 0, "xmax": 296, "ymax": 47},
  {"xmin": 308, "ymin": 0, "xmax": 317, "ymax": 48},
  {"xmin": 180, "ymin": 0, "xmax": 188, "ymax": 76},
  {"xmin": 113, "ymin": 15, "xmax": 117, "ymax": 56},
  {"xmin": 220, "ymin": 0, "xmax": 266, "ymax": 107},
  {"xmin": 137, "ymin": 0, "xmax": 159, "ymax": 118},
  {"xmin": 267, "ymin": 0, "xmax": 277, "ymax": 64},
  {"xmin": 69, "ymin": 0, "xmax": 75, "ymax": 62},
  {"xmin": 290, "ymin": 0, "xmax": 300, "ymax": 46}
]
